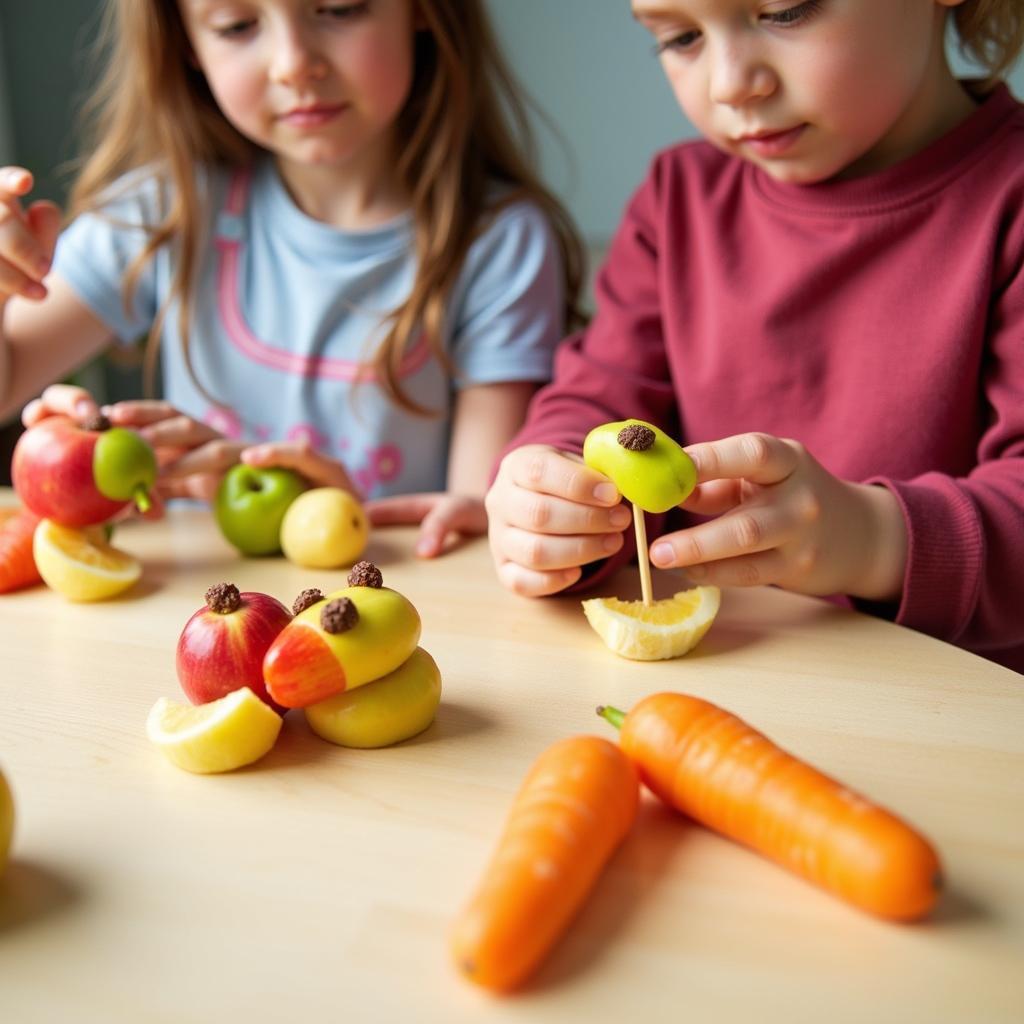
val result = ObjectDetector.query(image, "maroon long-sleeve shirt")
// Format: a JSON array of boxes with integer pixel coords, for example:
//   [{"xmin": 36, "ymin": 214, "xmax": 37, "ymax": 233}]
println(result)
[{"xmin": 510, "ymin": 84, "xmax": 1024, "ymax": 674}]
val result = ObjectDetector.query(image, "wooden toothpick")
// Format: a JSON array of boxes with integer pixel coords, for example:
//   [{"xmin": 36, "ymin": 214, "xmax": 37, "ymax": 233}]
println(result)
[{"xmin": 633, "ymin": 502, "xmax": 653, "ymax": 607}]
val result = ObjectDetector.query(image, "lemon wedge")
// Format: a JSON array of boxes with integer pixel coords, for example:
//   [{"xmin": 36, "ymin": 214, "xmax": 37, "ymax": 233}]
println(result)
[
  {"xmin": 146, "ymin": 687, "xmax": 283, "ymax": 774},
  {"xmin": 582, "ymin": 587, "xmax": 720, "ymax": 661},
  {"xmin": 33, "ymin": 519, "xmax": 141, "ymax": 602}
]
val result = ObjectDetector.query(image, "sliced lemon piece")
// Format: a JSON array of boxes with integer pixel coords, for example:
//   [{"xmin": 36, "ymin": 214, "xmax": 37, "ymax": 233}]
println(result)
[
  {"xmin": 582, "ymin": 587, "xmax": 720, "ymax": 661},
  {"xmin": 33, "ymin": 519, "xmax": 141, "ymax": 602},
  {"xmin": 146, "ymin": 687, "xmax": 283, "ymax": 774}
]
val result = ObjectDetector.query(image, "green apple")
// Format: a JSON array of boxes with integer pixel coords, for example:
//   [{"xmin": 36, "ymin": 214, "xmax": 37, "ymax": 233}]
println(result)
[
  {"xmin": 0, "ymin": 766, "xmax": 13, "ymax": 879},
  {"xmin": 214, "ymin": 464, "xmax": 307, "ymax": 556},
  {"xmin": 583, "ymin": 419, "xmax": 697, "ymax": 514}
]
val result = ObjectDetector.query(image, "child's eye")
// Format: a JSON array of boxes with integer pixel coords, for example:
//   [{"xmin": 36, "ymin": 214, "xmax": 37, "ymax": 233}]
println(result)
[
  {"xmin": 761, "ymin": 0, "xmax": 825, "ymax": 27},
  {"xmin": 214, "ymin": 19, "xmax": 257, "ymax": 39},
  {"xmin": 318, "ymin": 1, "xmax": 370, "ymax": 19},
  {"xmin": 654, "ymin": 30, "xmax": 701, "ymax": 56}
]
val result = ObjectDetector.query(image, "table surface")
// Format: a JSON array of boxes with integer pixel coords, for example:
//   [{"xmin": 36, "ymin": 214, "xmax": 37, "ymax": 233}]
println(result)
[{"xmin": 0, "ymin": 493, "xmax": 1022, "ymax": 1023}]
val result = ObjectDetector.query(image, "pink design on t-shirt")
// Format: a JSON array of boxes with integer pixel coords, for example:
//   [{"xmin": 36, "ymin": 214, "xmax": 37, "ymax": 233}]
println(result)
[
  {"xmin": 203, "ymin": 407, "xmax": 244, "ymax": 440},
  {"xmin": 369, "ymin": 444, "xmax": 403, "ymax": 484},
  {"xmin": 286, "ymin": 423, "xmax": 329, "ymax": 451},
  {"xmin": 215, "ymin": 169, "xmax": 433, "ymax": 383}
]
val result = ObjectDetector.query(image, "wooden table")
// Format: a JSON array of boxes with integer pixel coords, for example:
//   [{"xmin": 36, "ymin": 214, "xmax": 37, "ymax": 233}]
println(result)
[{"xmin": 1, "ymin": 494, "xmax": 1022, "ymax": 1023}]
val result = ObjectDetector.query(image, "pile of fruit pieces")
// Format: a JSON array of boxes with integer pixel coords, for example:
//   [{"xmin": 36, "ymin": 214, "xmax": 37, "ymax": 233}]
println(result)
[
  {"xmin": 0, "ymin": 414, "xmax": 371, "ymax": 601},
  {"xmin": 149, "ymin": 560, "xmax": 442, "ymax": 773}
]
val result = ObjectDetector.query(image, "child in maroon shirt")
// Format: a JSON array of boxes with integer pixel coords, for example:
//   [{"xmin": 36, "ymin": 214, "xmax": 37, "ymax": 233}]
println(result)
[{"xmin": 486, "ymin": 0, "xmax": 1024, "ymax": 673}]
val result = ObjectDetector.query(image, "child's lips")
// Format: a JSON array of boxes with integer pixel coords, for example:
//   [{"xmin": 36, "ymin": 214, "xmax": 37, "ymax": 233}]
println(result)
[
  {"xmin": 736, "ymin": 124, "xmax": 807, "ymax": 156},
  {"xmin": 279, "ymin": 103, "xmax": 348, "ymax": 127}
]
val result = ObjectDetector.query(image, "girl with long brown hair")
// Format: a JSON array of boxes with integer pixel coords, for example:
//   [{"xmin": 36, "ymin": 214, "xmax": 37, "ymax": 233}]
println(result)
[{"xmin": 0, "ymin": 0, "xmax": 585, "ymax": 555}]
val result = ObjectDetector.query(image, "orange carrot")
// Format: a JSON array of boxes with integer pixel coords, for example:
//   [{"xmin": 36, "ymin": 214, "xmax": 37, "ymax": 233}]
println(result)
[
  {"xmin": 598, "ymin": 693, "xmax": 942, "ymax": 921},
  {"xmin": 450, "ymin": 735, "xmax": 639, "ymax": 992},
  {"xmin": 0, "ymin": 507, "xmax": 42, "ymax": 593}
]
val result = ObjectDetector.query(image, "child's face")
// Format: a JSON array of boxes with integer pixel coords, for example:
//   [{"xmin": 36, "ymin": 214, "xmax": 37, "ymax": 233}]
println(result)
[
  {"xmin": 179, "ymin": 0, "xmax": 416, "ymax": 171},
  {"xmin": 632, "ymin": 0, "xmax": 966, "ymax": 183}
]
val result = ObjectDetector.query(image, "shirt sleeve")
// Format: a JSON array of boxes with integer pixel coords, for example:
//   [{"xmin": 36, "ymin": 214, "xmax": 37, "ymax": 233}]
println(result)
[
  {"xmin": 866, "ymin": 219, "xmax": 1024, "ymax": 662},
  {"xmin": 51, "ymin": 172, "xmax": 163, "ymax": 344},
  {"xmin": 448, "ymin": 199, "xmax": 565, "ymax": 388}
]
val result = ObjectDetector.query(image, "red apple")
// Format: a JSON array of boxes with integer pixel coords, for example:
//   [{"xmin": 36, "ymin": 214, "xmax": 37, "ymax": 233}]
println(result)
[
  {"xmin": 12, "ymin": 416, "xmax": 127, "ymax": 526},
  {"xmin": 176, "ymin": 583, "xmax": 292, "ymax": 713}
]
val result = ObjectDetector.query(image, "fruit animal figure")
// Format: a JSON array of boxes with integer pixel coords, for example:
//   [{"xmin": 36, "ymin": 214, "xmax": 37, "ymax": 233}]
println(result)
[
  {"xmin": 12, "ymin": 416, "xmax": 156, "ymax": 526},
  {"xmin": 214, "ymin": 464, "xmax": 307, "ymax": 557},
  {"xmin": 280, "ymin": 486, "xmax": 369, "ymax": 569},
  {"xmin": 305, "ymin": 647, "xmax": 442, "ymax": 748},
  {"xmin": 176, "ymin": 583, "xmax": 291, "ymax": 711},
  {"xmin": 264, "ymin": 563, "xmax": 420, "ymax": 708},
  {"xmin": 583, "ymin": 419, "xmax": 696, "ymax": 514}
]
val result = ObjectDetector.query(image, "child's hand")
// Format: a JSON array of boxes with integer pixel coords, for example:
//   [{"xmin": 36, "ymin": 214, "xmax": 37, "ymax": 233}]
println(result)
[
  {"xmin": 366, "ymin": 492, "xmax": 488, "ymax": 558},
  {"xmin": 0, "ymin": 167, "xmax": 60, "ymax": 306},
  {"xmin": 485, "ymin": 444, "xmax": 630, "ymax": 596},
  {"xmin": 653, "ymin": 432, "xmax": 907, "ymax": 601},
  {"xmin": 105, "ymin": 400, "xmax": 243, "ymax": 502},
  {"xmin": 21, "ymin": 383, "xmax": 102, "ymax": 428},
  {"xmin": 240, "ymin": 441, "xmax": 360, "ymax": 497}
]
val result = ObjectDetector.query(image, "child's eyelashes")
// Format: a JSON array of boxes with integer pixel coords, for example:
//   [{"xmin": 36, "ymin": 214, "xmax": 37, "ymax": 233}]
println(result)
[
  {"xmin": 650, "ymin": 0, "xmax": 826, "ymax": 56},
  {"xmin": 210, "ymin": 2, "xmax": 369, "ymax": 38}
]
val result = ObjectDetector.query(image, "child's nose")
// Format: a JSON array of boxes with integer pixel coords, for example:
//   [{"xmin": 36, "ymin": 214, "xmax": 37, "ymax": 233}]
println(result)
[
  {"xmin": 269, "ymin": 26, "xmax": 328, "ymax": 86},
  {"xmin": 708, "ymin": 40, "xmax": 776, "ymax": 107}
]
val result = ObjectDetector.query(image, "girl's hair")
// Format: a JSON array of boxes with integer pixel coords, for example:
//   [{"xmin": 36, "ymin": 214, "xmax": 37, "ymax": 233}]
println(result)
[
  {"xmin": 69, "ymin": 0, "xmax": 586, "ymax": 414},
  {"xmin": 954, "ymin": 0, "xmax": 1024, "ymax": 87}
]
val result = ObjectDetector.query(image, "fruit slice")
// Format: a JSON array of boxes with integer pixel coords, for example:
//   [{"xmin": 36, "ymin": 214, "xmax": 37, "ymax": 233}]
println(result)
[
  {"xmin": 33, "ymin": 519, "xmax": 141, "ymax": 602},
  {"xmin": 264, "ymin": 585, "xmax": 421, "ymax": 708},
  {"xmin": 306, "ymin": 647, "xmax": 442, "ymax": 748},
  {"xmin": 0, "ymin": 506, "xmax": 43, "ymax": 593},
  {"xmin": 146, "ymin": 687, "xmax": 283, "ymax": 774},
  {"xmin": 581, "ymin": 587, "xmax": 720, "ymax": 661}
]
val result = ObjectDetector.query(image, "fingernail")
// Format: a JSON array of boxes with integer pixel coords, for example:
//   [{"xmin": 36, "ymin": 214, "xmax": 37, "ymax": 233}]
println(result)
[
  {"xmin": 594, "ymin": 483, "xmax": 617, "ymax": 504},
  {"xmin": 416, "ymin": 539, "xmax": 437, "ymax": 557},
  {"xmin": 37, "ymin": 257, "xmax": 51, "ymax": 276},
  {"xmin": 650, "ymin": 542, "xmax": 674, "ymax": 567},
  {"xmin": 26, "ymin": 283, "xmax": 46, "ymax": 300},
  {"xmin": 609, "ymin": 506, "xmax": 631, "ymax": 528},
  {"xmin": 76, "ymin": 399, "xmax": 94, "ymax": 416},
  {"xmin": 603, "ymin": 533, "xmax": 621, "ymax": 553}
]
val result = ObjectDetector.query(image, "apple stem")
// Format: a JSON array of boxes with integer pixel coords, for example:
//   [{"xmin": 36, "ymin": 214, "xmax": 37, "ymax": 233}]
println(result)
[
  {"xmin": 133, "ymin": 485, "xmax": 151, "ymax": 514},
  {"xmin": 633, "ymin": 502, "xmax": 653, "ymax": 607}
]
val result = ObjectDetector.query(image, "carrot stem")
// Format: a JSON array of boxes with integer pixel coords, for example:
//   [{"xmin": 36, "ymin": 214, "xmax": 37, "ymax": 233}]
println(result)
[
  {"xmin": 596, "ymin": 705, "xmax": 626, "ymax": 730},
  {"xmin": 633, "ymin": 503, "xmax": 653, "ymax": 606}
]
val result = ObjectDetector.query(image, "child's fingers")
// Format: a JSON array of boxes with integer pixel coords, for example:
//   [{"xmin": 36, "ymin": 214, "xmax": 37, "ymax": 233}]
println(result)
[
  {"xmin": 504, "ymin": 491, "xmax": 632, "ymax": 536},
  {"xmin": 365, "ymin": 492, "xmax": 441, "ymax": 526},
  {"xmin": 680, "ymin": 549, "xmax": 789, "ymax": 588},
  {"xmin": 648, "ymin": 503, "xmax": 793, "ymax": 569},
  {"xmin": 137, "ymin": 414, "xmax": 223, "ymax": 450},
  {"xmin": 680, "ymin": 479, "xmax": 747, "ymax": 516},
  {"xmin": 685, "ymin": 432, "xmax": 799, "ymax": 486},
  {"xmin": 499, "ymin": 524, "xmax": 624, "ymax": 572},
  {"xmin": 104, "ymin": 400, "xmax": 185, "ymax": 426},
  {"xmin": 26, "ymin": 200, "xmax": 61, "ymax": 263},
  {"xmin": 21, "ymin": 384, "xmax": 100, "ymax": 427},
  {"xmin": 503, "ymin": 445, "xmax": 621, "ymax": 505},
  {"xmin": 0, "ymin": 166, "xmax": 34, "ymax": 196},
  {"xmin": 0, "ymin": 175, "xmax": 52, "ymax": 289},
  {"xmin": 413, "ymin": 496, "xmax": 488, "ymax": 557},
  {"xmin": 493, "ymin": 559, "xmax": 582, "ymax": 598},
  {"xmin": 240, "ymin": 441, "xmax": 357, "ymax": 493},
  {"xmin": 159, "ymin": 439, "xmax": 246, "ymax": 480}
]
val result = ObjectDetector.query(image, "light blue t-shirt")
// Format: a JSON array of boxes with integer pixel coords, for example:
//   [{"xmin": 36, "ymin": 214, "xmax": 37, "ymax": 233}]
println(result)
[{"xmin": 54, "ymin": 160, "xmax": 565, "ymax": 497}]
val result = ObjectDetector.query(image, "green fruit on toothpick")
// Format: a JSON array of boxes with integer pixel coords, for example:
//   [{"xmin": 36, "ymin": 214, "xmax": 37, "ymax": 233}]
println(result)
[
  {"xmin": 93, "ymin": 427, "xmax": 157, "ymax": 513},
  {"xmin": 214, "ymin": 464, "xmax": 306, "ymax": 556},
  {"xmin": 0, "ymin": 765, "xmax": 13, "ymax": 879},
  {"xmin": 583, "ymin": 419, "xmax": 697, "ymax": 514},
  {"xmin": 306, "ymin": 647, "xmax": 442, "ymax": 748},
  {"xmin": 280, "ymin": 486, "xmax": 368, "ymax": 569}
]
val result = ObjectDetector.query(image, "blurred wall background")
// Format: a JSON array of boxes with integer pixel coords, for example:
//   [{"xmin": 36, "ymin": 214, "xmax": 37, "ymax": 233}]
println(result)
[{"xmin": 1, "ymin": 1, "xmax": 1022, "ymax": 476}]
